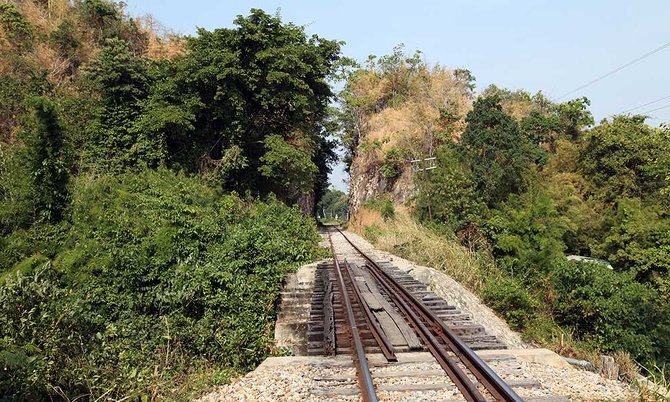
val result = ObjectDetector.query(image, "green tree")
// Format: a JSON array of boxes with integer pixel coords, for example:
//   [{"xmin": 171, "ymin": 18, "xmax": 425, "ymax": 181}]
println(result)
[
  {"xmin": 26, "ymin": 97, "xmax": 69, "ymax": 223},
  {"xmin": 555, "ymin": 97, "xmax": 593, "ymax": 141},
  {"xmin": 259, "ymin": 135, "xmax": 319, "ymax": 203},
  {"xmin": 83, "ymin": 38, "xmax": 153, "ymax": 170},
  {"xmin": 0, "ymin": 3, "xmax": 33, "ymax": 51},
  {"xmin": 552, "ymin": 259, "xmax": 669, "ymax": 363},
  {"xmin": 317, "ymin": 188, "xmax": 349, "ymax": 220},
  {"xmin": 519, "ymin": 110, "xmax": 556, "ymax": 162},
  {"xmin": 485, "ymin": 185, "xmax": 570, "ymax": 278},
  {"xmin": 453, "ymin": 68, "xmax": 476, "ymax": 97},
  {"xmin": 416, "ymin": 145, "xmax": 483, "ymax": 229},
  {"xmin": 594, "ymin": 198, "xmax": 670, "ymax": 285},
  {"xmin": 460, "ymin": 95, "xmax": 530, "ymax": 206},
  {"xmin": 137, "ymin": 9, "xmax": 341, "ymax": 205},
  {"xmin": 580, "ymin": 115, "xmax": 670, "ymax": 202}
]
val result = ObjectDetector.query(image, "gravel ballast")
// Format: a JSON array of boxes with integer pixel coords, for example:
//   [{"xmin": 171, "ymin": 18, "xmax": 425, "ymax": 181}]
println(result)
[{"xmin": 199, "ymin": 354, "xmax": 635, "ymax": 401}]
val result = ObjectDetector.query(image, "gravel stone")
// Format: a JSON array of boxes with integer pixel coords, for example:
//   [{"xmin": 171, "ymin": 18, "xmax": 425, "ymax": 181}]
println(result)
[{"xmin": 199, "ymin": 355, "xmax": 635, "ymax": 401}]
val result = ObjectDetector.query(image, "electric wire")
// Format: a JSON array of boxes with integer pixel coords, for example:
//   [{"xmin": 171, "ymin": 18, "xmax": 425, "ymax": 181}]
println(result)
[
  {"xmin": 552, "ymin": 40, "xmax": 670, "ymax": 101},
  {"xmin": 619, "ymin": 94, "xmax": 670, "ymax": 114},
  {"xmin": 639, "ymin": 103, "xmax": 670, "ymax": 115}
]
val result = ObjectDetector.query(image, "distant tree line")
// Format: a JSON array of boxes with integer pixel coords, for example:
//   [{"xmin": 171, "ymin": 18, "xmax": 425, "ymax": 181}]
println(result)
[{"xmin": 317, "ymin": 188, "xmax": 349, "ymax": 221}]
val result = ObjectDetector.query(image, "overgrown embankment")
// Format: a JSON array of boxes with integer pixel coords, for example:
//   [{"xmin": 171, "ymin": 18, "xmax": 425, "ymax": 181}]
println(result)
[{"xmin": 0, "ymin": 170, "xmax": 323, "ymax": 400}]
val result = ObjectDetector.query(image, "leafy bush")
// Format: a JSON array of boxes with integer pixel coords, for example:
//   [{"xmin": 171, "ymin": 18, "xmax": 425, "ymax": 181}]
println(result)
[
  {"xmin": 0, "ymin": 3, "xmax": 33, "ymax": 49},
  {"xmin": 380, "ymin": 148, "xmax": 404, "ymax": 180},
  {"xmin": 594, "ymin": 198, "xmax": 670, "ymax": 285},
  {"xmin": 50, "ymin": 20, "xmax": 82, "ymax": 70},
  {"xmin": 380, "ymin": 199, "xmax": 395, "ymax": 220},
  {"xmin": 0, "ymin": 169, "xmax": 320, "ymax": 400},
  {"xmin": 485, "ymin": 185, "xmax": 569, "ymax": 278},
  {"xmin": 364, "ymin": 224, "xmax": 382, "ymax": 242},
  {"xmin": 580, "ymin": 115, "xmax": 670, "ymax": 202},
  {"xmin": 259, "ymin": 135, "xmax": 319, "ymax": 202},
  {"xmin": 552, "ymin": 259, "xmax": 670, "ymax": 363},
  {"xmin": 482, "ymin": 276, "xmax": 538, "ymax": 330},
  {"xmin": 0, "ymin": 146, "xmax": 33, "ymax": 233}
]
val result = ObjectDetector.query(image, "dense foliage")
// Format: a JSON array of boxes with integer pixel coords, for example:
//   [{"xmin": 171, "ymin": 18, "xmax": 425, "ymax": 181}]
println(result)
[
  {"xmin": 0, "ymin": 1, "xmax": 342, "ymax": 219},
  {"xmin": 134, "ymin": 9, "xmax": 341, "ymax": 207},
  {"xmin": 416, "ymin": 94, "xmax": 670, "ymax": 366},
  {"xmin": 0, "ymin": 1, "xmax": 338, "ymax": 400},
  {"xmin": 0, "ymin": 170, "xmax": 320, "ymax": 400}
]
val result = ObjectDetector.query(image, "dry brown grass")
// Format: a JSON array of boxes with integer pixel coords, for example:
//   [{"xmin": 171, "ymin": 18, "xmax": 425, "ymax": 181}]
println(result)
[
  {"xmin": 636, "ymin": 368, "xmax": 670, "ymax": 401},
  {"xmin": 357, "ymin": 65, "xmax": 471, "ymax": 159},
  {"xmin": 351, "ymin": 66, "xmax": 472, "ymax": 164},
  {"xmin": 345, "ymin": 59, "xmax": 474, "ymax": 212},
  {"xmin": 349, "ymin": 207, "xmax": 498, "ymax": 292},
  {"xmin": 17, "ymin": 0, "xmax": 59, "ymax": 33},
  {"xmin": 502, "ymin": 96, "xmax": 534, "ymax": 120},
  {"xmin": 31, "ymin": 41, "xmax": 69, "ymax": 82},
  {"xmin": 0, "ymin": 27, "xmax": 11, "ymax": 60},
  {"xmin": 140, "ymin": 15, "xmax": 186, "ymax": 60}
]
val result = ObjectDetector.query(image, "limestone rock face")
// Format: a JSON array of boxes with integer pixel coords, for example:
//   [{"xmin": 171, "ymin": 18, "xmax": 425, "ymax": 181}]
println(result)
[{"xmin": 348, "ymin": 156, "xmax": 417, "ymax": 214}]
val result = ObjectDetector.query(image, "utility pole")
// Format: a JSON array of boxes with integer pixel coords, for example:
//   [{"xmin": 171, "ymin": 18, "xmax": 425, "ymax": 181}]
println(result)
[{"xmin": 410, "ymin": 157, "xmax": 436, "ymax": 220}]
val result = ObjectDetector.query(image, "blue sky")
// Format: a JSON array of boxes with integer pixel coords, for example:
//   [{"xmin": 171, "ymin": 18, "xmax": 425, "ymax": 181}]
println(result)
[{"xmin": 125, "ymin": 0, "xmax": 670, "ymax": 191}]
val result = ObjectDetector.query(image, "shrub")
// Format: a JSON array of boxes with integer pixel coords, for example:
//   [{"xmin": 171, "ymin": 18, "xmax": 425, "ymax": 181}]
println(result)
[
  {"xmin": 0, "ymin": 3, "xmax": 33, "ymax": 49},
  {"xmin": 551, "ymin": 259, "xmax": 670, "ymax": 364},
  {"xmin": 0, "ymin": 169, "xmax": 320, "ymax": 400},
  {"xmin": 482, "ymin": 276, "xmax": 538, "ymax": 330},
  {"xmin": 0, "ymin": 146, "xmax": 33, "ymax": 233},
  {"xmin": 380, "ymin": 148, "xmax": 404, "ymax": 180},
  {"xmin": 416, "ymin": 145, "xmax": 483, "ymax": 229},
  {"xmin": 380, "ymin": 199, "xmax": 395, "ymax": 220},
  {"xmin": 485, "ymin": 185, "xmax": 569, "ymax": 278},
  {"xmin": 363, "ymin": 196, "xmax": 395, "ymax": 221},
  {"xmin": 364, "ymin": 224, "xmax": 382, "ymax": 242}
]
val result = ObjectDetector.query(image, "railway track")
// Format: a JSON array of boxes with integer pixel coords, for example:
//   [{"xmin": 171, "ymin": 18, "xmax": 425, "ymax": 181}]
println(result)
[{"xmin": 311, "ymin": 227, "xmax": 524, "ymax": 402}]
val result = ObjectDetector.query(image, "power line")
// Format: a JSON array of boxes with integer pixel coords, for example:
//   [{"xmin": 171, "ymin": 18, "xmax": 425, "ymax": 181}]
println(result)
[
  {"xmin": 552, "ymin": 40, "xmax": 670, "ymax": 102},
  {"xmin": 619, "ymin": 94, "xmax": 670, "ymax": 114},
  {"xmin": 639, "ymin": 103, "xmax": 670, "ymax": 115}
]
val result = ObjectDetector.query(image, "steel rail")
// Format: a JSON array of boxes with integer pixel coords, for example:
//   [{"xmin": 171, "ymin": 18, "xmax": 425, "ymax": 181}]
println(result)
[
  {"xmin": 336, "ymin": 228, "xmax": 524, "ymax": 402},
  {"xmin": 363, "ymin": 258, "xmax": 486, "ymax": 402},
  {"xmin": 328, "ymin": 234, "xmax": 378, "ymax": 402},
  {"xmin": 342, "ymin": 260, "xmax": 397, "ymax": 362}
]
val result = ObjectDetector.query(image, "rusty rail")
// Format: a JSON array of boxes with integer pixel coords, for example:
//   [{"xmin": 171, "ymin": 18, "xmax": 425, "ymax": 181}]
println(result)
[
  {"xmin": 328, "ymin": 234, "xmax": 378, "ymax": 402},
  {"xmin": 336, "ymin": 228, "xmax": 523, "ymax": 402}
]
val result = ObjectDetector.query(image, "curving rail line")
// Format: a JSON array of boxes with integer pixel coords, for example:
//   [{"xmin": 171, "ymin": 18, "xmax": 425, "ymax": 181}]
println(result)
[{"xmin": 330, "ymin": 227, "xmax": 524, "ymax": 402}]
